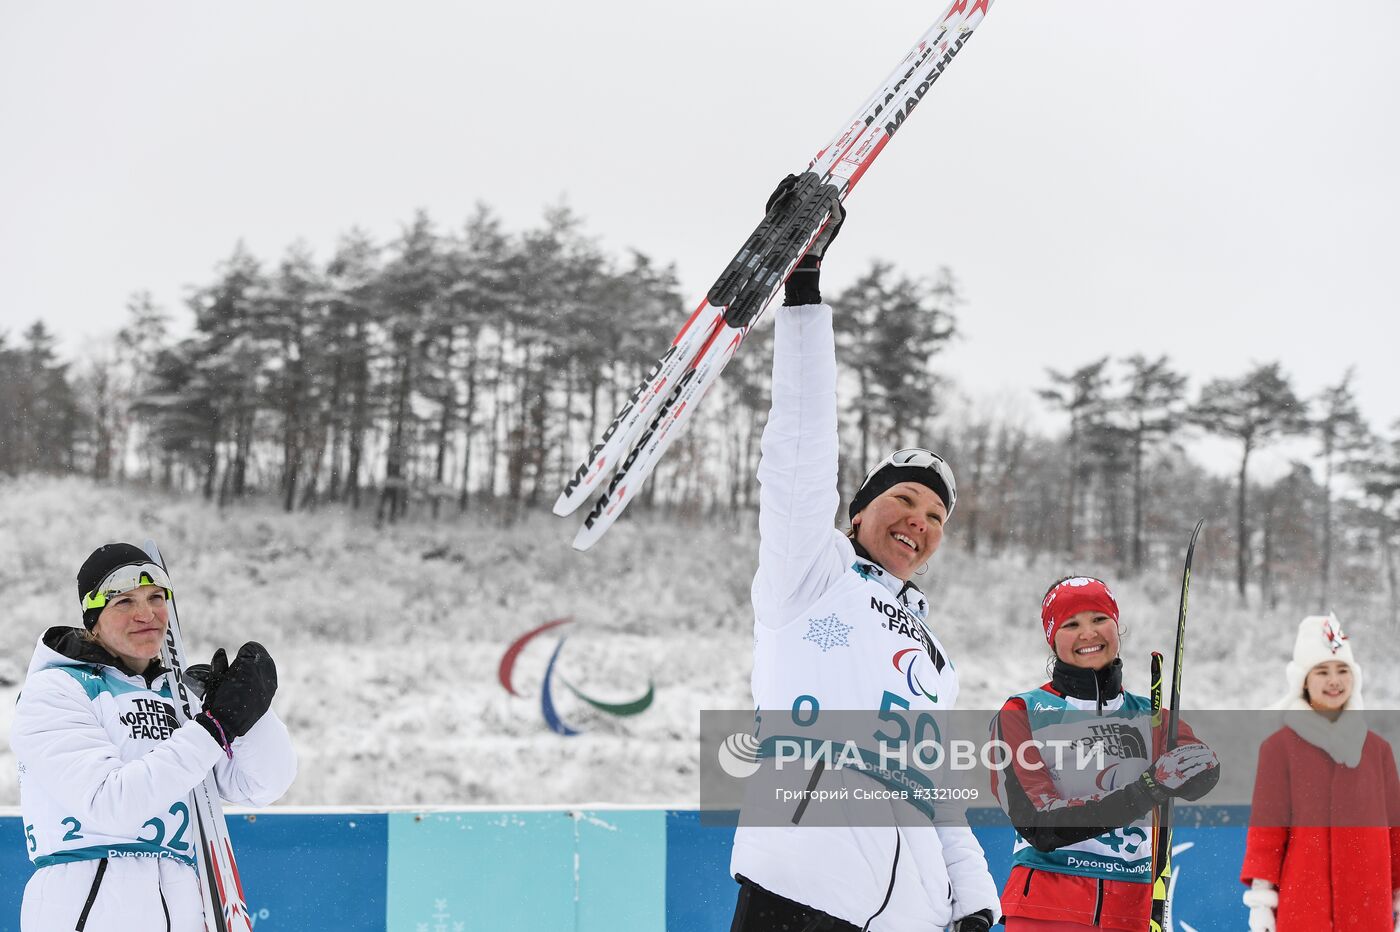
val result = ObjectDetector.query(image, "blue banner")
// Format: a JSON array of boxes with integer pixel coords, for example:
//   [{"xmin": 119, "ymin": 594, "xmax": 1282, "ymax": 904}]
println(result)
[
  {"xmin": 0, "ymin": 807, "xmax": 1252, "ymax": 930},
  {"xmin": 0, "ymin": 811, "xmax": 385, "ymax": 932}
]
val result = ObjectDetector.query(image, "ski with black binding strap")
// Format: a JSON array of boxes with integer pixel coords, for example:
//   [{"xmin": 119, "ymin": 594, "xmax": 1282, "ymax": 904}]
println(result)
[{"xmin": 557, "ymin": 0, "xmax": 998, "ymax": 549}]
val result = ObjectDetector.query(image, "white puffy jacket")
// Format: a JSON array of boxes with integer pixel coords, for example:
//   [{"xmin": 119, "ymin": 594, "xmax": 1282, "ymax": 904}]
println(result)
[
  {"xmin": 10, "ymin": 627, "xmax": 297, "ymax": 931},
  {"xmin": 730, "ymin": 303, "xmax": 1000, "ymax": 931}
]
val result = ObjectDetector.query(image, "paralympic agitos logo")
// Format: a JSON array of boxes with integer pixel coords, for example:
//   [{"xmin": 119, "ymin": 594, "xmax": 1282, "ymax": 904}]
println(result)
[
  {"xmin": 893, "ymin": 648, "xmax": 937, "ymax": 701},
  {"xmin": 497, "ymin": 617, "xmax": 654, "ymax": 736}
]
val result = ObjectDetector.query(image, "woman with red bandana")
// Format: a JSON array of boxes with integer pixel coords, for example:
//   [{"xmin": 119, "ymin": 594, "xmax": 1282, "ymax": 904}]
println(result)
[{"xmin": 988, "ymin": 576, "xmax": 1220, "ymax": 930}]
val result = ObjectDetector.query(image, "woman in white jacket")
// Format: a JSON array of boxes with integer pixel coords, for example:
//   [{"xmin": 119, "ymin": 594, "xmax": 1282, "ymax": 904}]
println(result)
[
  {"xmin": 10, "ymin": 542, "xmax": 297, "ymax": 932},
  {"xmin": 729, "ymin": 179, "xmax": 1000, "ymax": 932}
]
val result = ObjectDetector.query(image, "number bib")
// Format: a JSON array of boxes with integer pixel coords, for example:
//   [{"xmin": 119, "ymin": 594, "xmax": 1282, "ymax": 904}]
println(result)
[
  {"xmin": 1008, "ymin": 688, "xmax": 1155, "ymax": 883},
  {"xmin": 20, "ymin": 664, "xmax": 198, "ymax": 868}
]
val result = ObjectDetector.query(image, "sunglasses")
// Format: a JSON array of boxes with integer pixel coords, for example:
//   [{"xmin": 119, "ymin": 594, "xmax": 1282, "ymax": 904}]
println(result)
[{"xmin": 82, "ymin": 563, "xmax": 173, "ymax": 612}]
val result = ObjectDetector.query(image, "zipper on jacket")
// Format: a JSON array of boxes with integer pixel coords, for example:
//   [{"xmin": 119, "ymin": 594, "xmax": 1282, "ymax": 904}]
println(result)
[
  {"xmin": 861, "ymin": 828, "xmax": 901, "ymax": 932},
  {"xmin": 74, "ymin": 857, "xmax": 108, "ymax": 931},
  {"xmin": 160, "ymin": 885, "xmax": 170, "ymax": 932},
  {"xmin": 1091, "ymin": 877, "xmax": 1104, "ymax": 925},
  {"xmin": 1021, "ymin": 867, "xmax": 1035, "ymax": 897},
  {"xmin": 790, "ymin": 760, "xmax": 826, "ymax": 825}
]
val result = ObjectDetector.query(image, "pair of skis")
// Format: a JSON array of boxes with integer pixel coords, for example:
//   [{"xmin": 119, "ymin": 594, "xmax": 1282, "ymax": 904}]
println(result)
[
  {"xmin": 144, "ymin": 540, "xmax": 254, "ymax": 932},
  {"xmin": 554, "ymin": 0, "xmax": 997, "ymax": 550},
  {"xmin": 1149, "ymin": 518, "xmax": 1205, "ymax": 932}
]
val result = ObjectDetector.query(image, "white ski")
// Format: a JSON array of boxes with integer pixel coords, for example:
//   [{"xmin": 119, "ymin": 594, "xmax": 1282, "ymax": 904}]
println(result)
[
  {"xmin": 143, "ymin": 539, "xmax": 255, "ymax": 932},
  {"xmin": 562, "ymin": 0, "xmax": 997, "ymax": 549}
]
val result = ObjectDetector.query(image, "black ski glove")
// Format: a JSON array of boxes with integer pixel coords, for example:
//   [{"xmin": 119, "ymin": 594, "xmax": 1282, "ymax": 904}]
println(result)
[
  {"xmin": 184, "ymin": 647, "xmax": 228, "ymax": 702},
  {"xmin": 952, "ymin": 908, "xmax": 995, "ymax": 931},
  {"xmin": 765, "ymin": 174, "xmax": 845, "ymax": 307},
  {"xmin": 196, "ymin": 641, "xmax": 278, "ymax": 745}
]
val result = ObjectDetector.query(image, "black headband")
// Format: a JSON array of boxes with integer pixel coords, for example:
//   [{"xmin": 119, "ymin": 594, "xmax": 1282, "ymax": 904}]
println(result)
[{"xmin": 848, "ymin": 465, "xmax": 951, "ymax": 522}]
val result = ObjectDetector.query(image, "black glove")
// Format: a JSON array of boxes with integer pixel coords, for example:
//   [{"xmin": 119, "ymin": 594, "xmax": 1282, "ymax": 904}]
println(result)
[
  {"xmin": 184, "ymin": 647, "xmax": 229, "ymax": 702},
  {"xmin": 196, "ymin": 641, "xmax": 277, "ymax": 742},
  {"xmin": 952, "ymin": 908, "xmax": 995, "ymax": 931},
  {"xmin": 765, "ymin": 174, "xmax": 845, "ymax": 307}
]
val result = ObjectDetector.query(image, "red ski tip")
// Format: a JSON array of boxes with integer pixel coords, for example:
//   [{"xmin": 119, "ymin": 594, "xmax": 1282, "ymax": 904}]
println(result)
[{"xmin": 227, "ymin": 838, "xmax": 247, "ymax": 900}]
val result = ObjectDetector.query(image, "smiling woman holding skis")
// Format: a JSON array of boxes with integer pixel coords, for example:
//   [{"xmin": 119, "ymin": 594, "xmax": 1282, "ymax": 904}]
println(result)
[
  {"xmin": 9, "ymin": 542, "xmax": 296, "ymax": 932},
  {"xmin": 728, "ymin": 180, "xmax": 1000, "ymax": 932},
  {"xmin": 989, "ymin": 575, "xmax": 1220, "ymax": 931}
]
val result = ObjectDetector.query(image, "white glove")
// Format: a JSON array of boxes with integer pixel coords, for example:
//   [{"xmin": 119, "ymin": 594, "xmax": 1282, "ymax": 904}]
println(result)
[
  {"xmin": 1242, "ymin": 878, "xmax": 1277, "ymax": 932},
  {"xmin": 1139, "ymin": 742, "xmax": 1219, "ymax": 802},
  {"xmin": 1151, "ymin": 743, "xmax": 1218, "ymax": 788}
]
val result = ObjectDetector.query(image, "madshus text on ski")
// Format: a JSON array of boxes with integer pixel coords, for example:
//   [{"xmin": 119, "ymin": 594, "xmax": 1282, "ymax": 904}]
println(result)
[{"xmin": 554, "ymin": 0, "xmax": 994, "ymax": 551}]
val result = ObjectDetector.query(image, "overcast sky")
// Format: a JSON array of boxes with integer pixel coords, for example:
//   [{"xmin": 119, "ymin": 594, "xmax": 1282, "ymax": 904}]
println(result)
[{"xmin": 2, "ymin": 1, "xmax": 1396, "ymax": 478}]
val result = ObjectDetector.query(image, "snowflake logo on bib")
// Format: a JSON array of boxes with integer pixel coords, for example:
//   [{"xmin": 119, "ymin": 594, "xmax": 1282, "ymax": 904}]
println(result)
[{"xmin": 803, "ymin": 614, "xmax": 853, "ymax": 652}]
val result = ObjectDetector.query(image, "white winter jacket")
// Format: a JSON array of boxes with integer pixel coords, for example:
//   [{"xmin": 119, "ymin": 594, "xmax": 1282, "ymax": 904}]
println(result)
[
  {"xmin": 10, "ymin": 628, "xmax": 297, "ymax": 932},
  {"xmin": 730, "ymin": 303, "xmax": 1000, "ymax": 931}
]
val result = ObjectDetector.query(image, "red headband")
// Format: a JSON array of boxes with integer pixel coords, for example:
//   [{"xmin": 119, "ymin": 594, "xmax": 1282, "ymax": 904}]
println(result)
[{"xmin": 1040, "ymin": 577, "xmax": 1119, "ymax": 644}]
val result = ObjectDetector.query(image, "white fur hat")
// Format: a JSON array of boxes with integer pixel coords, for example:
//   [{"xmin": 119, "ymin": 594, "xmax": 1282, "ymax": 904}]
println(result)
[{"xmin": 1272, "ymin": 614, "xmax": 1365, "ymax": 711}]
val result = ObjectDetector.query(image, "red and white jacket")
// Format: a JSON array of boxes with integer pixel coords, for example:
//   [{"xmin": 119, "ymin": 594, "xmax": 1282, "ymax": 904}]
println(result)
[{"xmin": 990, "ymin": 659, "xmax": 1217, "ymax": 930}]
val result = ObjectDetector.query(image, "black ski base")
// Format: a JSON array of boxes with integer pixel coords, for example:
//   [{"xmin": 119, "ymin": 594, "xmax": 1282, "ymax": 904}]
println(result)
[{"xmin": 707, "ymin": 173, "xmax": 840, "ymax": 328}]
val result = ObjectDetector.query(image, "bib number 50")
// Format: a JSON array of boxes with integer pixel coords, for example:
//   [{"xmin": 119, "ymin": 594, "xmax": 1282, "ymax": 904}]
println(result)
[{"xmin": 873, "ymin": 691, "xmax": 940, "ymax": 750}]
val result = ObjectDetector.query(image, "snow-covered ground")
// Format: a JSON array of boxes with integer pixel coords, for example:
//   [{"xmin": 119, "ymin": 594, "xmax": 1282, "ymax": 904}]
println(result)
[{"xmin": 1, "ymin": 476, "xmax": 1393, "ymax": 806}]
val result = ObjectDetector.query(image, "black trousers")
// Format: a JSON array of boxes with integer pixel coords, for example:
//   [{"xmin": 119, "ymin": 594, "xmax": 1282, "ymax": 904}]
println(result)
[{"xmin": 730, "ymin": 876, "xmax": 862, "ymax": 932}]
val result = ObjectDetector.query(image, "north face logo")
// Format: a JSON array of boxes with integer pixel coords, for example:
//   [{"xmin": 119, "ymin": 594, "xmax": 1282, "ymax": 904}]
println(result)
[{"xmin": 119, "ymin": 697, "xmax": 179, "ymax": 741}]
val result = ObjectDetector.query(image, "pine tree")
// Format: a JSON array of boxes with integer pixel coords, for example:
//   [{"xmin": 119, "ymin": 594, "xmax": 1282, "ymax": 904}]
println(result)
[
  {"xmin": 1190, "ymin": 362, "xmax": 1308, "ymax": 601},
  {"xmin": 323, "ymin": 229, "xmax": 382, "ymax": 508},
  {"xmin": 1037, "ymin": 358, "xmax": 1111, "ymax": 555},
  {"xmin": 1312, "ymin": 369, "xmax": 1371, "ymax": 606},
  {"xmin": 1118, "ymin": 355, "xmax": 1188, "ymax": 573},
  {"xmin": 445, "ymin": 205, "xmax": 510, "ymax": 511},
  {"xmin": 1357, "ymin": 422, "xmax": 1400, "ymax": 626},
  {"xmin": 0, "ymin": 331, "xmax": 20, "ymax": 476},
  {"xmin": 180, "ymin": 243, "xmax": 271, "ymax": 502},
  {"xmin": 377, "ymin": 211, "xmax": 448, "ymax": 523},
  {"xmin": 834, "ymin": 261, "xmax": 958, "ymax": 475},
  {"xmin": 18, "ymin": 322, "xmax": 81, "ymax": 473}
]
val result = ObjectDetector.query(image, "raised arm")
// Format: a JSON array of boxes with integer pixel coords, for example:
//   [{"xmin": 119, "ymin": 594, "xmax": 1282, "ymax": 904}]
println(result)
[
  {"xmin": 752, "ymin": 181, "xmax": 849, "ymax": 627},
  {"xmin": 753, "ymin": 301, "xmax": 847, "ymax": 622}
]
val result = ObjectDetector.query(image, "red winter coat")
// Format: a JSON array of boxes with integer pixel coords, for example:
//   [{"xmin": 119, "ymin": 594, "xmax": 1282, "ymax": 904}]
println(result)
[{"xmin": 1240, "ymin": 725, "xmax": 1400, "ymax": 931}]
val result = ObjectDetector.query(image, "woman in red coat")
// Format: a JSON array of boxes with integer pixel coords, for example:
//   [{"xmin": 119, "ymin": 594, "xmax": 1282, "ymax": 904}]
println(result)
[{"xmin": 1241, "ymin": 614, "xmax": 1400, "ymax": 932}]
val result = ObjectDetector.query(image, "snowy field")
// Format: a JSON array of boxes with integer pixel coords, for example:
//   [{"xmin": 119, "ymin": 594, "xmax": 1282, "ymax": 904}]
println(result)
[{"xmin": 1, "ymin": 476, "xmax": 1394, "ymax": 806}]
